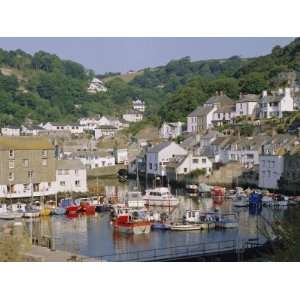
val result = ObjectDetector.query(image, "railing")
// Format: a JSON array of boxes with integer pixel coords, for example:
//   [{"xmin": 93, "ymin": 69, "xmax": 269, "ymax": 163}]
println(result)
[{"xmin": 88, "ymin": 238, "xmax": 263, "ymax": 262}]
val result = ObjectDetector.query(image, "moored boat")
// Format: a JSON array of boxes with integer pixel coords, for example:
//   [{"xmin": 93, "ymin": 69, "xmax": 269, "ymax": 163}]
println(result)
[
  {"xmin": 151, "ymin": 222, "xmax": 171, "ymax": 230},
  {"xmin": 125, "ymin": 190, "xmax": 145, "ymax": 208},
  {"xmin": 215, "ymin": 213, "xmax": 239, "ymax": 229},
  {"xmin": 52, "ymin": 207, "xmax": 66, "ymax": 215},
  {"xmin": 170, "ymin": 224, "xmax": 202, "ymax": 231},
  {"xmin": 23, "ymin": 209, "xmax": 40, "ymax": 218},
  {"xmin": 143, "ymin": 187, "xmax": 178, "ymax": 207},
  {"xmin": 113, "ymin": 215, "xmax": 151, "ymax": 234}
]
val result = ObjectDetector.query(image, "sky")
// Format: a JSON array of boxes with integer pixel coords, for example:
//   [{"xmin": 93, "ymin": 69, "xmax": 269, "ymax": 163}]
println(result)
[{"xmin": 0, "ymin": 37, "xmax": 294, "ymax": 74}]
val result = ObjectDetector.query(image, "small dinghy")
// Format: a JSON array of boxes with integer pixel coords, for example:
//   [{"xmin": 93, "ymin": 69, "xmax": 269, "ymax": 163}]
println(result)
[
  {"xmin": 170, "ymin": 224, "xmax": 202, "ymax": 231},
  {"xmin": 24, "ymin": 209, "xmax": 40, "ymax": 218}
]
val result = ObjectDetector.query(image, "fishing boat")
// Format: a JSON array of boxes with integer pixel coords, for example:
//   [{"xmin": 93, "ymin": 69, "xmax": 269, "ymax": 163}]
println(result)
[
  {"xmin": 143, "ymin": 187, "xmax": 179, "ymax": 207},
  {"xmin": 79, "ymin": 200, "xmax": 96, "ymax": 215},
  {"xmin": 211, "ymin": 186, "xmax": 225, "ymax": 197},
  {"xmin": 273, "ymin": 195, "xmax": 289, "ymax": 207},
  {"xmin": 125, "ymin": 190, "xmax": 145, "ymax": 208},
  {"xmin": 113, "ymin": 214, "xmax": 151, "ymax": 234},
  {"xmin": 60, "ymin": 198, "xmax": 81, "ymax": 215}
]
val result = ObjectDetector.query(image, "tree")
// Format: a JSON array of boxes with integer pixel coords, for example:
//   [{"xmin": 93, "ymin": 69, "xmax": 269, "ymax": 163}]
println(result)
[{"xmin": 239, "ymin": 72, "xmax": 268, "ymax": 94}]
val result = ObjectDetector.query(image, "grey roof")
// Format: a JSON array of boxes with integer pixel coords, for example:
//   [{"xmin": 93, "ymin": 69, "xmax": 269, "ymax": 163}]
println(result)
[
  {"xmin": 237, "ymin": 94, "xmax": 259, "ymax": 103},
  {"xmin": 24, "ymin": 125, "xmax": 45, "ymax": 130},
  {"xmin": 147, "ymin": 141, "xmax": 173, "ymax": 153},
  {"xmin": 3, "ymin": 125, "xmax": 19, "ymax": 129},
  {"xmin": 259, "ymin": 95, "xmax": 283, "ymax": 104},
  {"xmin": 214, "ymin": 105, "xmax": 235, "ymax": 114},
  {"xmin": 205, "ymin": 94, "xmax": 234, "ymax": 106},
  {"xmin": 56, "ymin": 159, "xmax": 85, "ymax": 170},
  {"xmin": 96, "ymin": 125, "xmax": 117, "ymax": 130},
  {"xmin": 188, "ymin": 106, "xmax": 214, "ymax": 117}
]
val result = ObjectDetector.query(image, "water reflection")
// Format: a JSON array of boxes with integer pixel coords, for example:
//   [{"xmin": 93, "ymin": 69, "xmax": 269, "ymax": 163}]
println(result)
[{"xmin": 18, "ymin": 179, "xmax": 292, "ymax": 258}]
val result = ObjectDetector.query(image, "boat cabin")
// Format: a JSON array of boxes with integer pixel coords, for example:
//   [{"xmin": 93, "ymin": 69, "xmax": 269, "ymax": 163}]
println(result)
[{"xmin": 0, "ymin": 203, "xmax": 7, "ymax": 214}]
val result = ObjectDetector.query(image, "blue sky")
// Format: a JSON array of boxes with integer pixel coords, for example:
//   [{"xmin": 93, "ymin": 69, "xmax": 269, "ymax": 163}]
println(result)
[{"xmin": 0, "ymin": 37, "xmax": 294, "ymax": 74}]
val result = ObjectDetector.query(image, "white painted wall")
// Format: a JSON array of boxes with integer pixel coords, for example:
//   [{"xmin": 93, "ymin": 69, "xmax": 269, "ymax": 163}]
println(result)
[
  {"xmin": 56, "ymin": 168, "xmax": 87, "ymax": 193},
  {"xmin": 258, "ymin": 155, "xmax": 284, "ymax": 189},
  {"xmin": 1, "ymin": 127, "xmax": 20, "ymax": 136}
]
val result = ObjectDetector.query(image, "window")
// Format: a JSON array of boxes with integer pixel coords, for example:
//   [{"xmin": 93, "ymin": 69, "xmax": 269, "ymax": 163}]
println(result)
[
  {"xmin": 42, "ymin": 158, "xmax": 48, "ymax": 166},
  {"xmin": 57, "ymin": 169, "xmax": 63, "ymax": 175},
  {"xmin": 48, "ymin": 182, "xmax": 52, "ymax": 188},
  {"xmin": 9, "ymin": 150, "xmax": 14, "ymax": 158},
  {"xmin": 201, "ymin": 158, "xmax": 206, "ymax": 163},
  {"xmin": 155, "ymin": 164, "xmax": 158, "ymax": 170},
  {"xmin": 8, "ymin": 172, "xmax": 14, "ymax": 181},
  {"xmin": 75, "ymin": 169, "xmax": 79, "ymax": 175},
  {"xmin": 33, "ymin": 183, "xmax": 39, "ymax": 192},
  {"xmin": 42, "ymin": 150, "xmax": 47, "ymax": 157},
  {"xmin": 60, "ymin": 181, "xmax": 66, "ymax": 186},
  {"xmin": 28, "ymin": 170, "xmax": 33, "ymax": 178},
  {"xmin": 192, "ymin": 159, "xmax": 199, "ymax": 164},
  {"xmin": 24, "ymin": 184, "xmax": 30, "ymax": 192},
  {"xmin": 8, "ymin": 160, "xmax": 15, "ymax": 169},
  {"xmin": 75, "ymin": 180, "xmax": 80, "ymax": 186},
  {"xmin": 184, "ymin": 168, "xmax": 188, "ymax": 173},
  {"xmin": 23, "ymin": 159, "xmax": 29, "ymax": 167},
  {"xmin": 149, "ymin": 163, "xmax": 152, "ymax": 170}
]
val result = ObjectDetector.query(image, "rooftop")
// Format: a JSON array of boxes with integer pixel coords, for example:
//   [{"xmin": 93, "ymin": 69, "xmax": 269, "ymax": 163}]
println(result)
[
  {"xmin": 147, "ymin": 141, "xmax": 174, "ymax": 153},
  {"xmin": 205, "ymin": 94, "xmax": 234, "ymax": 106},
  {"xmin": 237, "ymin": 94, "xmax": 259, "ymax": 103},
  {"xmin": 188, "ymin": 106, "xmax": 214, "ymax": 117},
  {"xmin": 56, "ymin": 159, "xmax": 85, "ymax": 170},
  {"xmin": 0, "ymin": 136, "xmax": 53, "ymax": 150}
]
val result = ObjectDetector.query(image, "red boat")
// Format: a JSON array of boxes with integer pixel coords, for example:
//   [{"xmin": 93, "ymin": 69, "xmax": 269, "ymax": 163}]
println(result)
[
  {"xmin": 80, "ymin": 202, "xmax": 96, "ymax": 215},
  {"xmin": 113, "ymin": 215, "xmax": 151, "ymax": 234},
  {"xmin": 65, "ymin": 205, "xmax": 81, "ymax": 215},
  {"xmin": 211, "ymin": 186, "xmax": 225, "ymax": 197}
]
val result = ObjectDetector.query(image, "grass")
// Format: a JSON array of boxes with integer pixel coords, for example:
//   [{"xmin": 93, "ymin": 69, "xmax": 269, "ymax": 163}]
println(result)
[{"xmin": 102, "ymin": 70, "xmax": 144, "ymax": 83}]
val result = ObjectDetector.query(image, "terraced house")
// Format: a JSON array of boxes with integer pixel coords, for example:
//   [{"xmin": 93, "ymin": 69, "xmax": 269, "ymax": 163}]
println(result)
[{"xmin": 0, "ymin": 136, "xmax": 57, "ymax": 199}]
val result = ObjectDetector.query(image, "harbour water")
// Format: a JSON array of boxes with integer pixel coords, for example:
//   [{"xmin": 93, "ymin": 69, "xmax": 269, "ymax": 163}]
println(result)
[{"xmin": 0, "ymin": 179, "xmax": 289, "ymax": 259}]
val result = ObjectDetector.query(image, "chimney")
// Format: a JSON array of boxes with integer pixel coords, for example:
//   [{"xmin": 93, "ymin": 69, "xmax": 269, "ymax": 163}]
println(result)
[
  {"xmin": 285, "ymin": 87, "xmax": 291, "ymax": 96},
  {"xmin": 215, "ymin": 91, "xmax": 219, "ymax": 96},
  {"xmin": 262, "ymin": 90, "xmax": 267, "ymax": 97},
  {"xmin": 239, "ymin": 92, "xmax": 243, "ymax": 99},
  {"xmin": 278, "ymin": 88, "xmax": 283, "ymax": 95}
]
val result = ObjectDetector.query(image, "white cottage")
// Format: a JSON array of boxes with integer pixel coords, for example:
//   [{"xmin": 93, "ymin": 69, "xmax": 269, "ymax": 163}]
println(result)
[
  {"xmin": 146, "ymin": 141, "xmax": 187, "ymax": 176},
  {"xmin": 1, "ymin": 125, "xmax": 20, "ymax": 136},
  {"xmin": 122, "ymin": 110, "xmax": 143, "ymax": 123},
  {"xmin": 159, "ymin": 121, "xmax": 184, "ymax": 139},
  {"xmin": 235, "ymin": 94, "xmax": 259, "ymax": 117},
  {"xmin": 56, "ymin": 160, "xmax": 87, "ymax": 193}
]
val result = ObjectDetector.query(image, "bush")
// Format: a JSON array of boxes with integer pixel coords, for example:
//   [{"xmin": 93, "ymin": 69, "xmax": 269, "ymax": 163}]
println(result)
[{"xmin": 190, "ymin": 168, "xmax": 207, "ymax": 177}]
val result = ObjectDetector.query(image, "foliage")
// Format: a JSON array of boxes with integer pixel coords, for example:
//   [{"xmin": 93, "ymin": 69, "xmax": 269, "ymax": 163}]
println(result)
[
  {"xmin": 190, "ymin": 168, "xmax": 207, "ymax": 177},
  {"xmin": 239, "ymin": 124, "xmax": 255, "ymax": 136}
]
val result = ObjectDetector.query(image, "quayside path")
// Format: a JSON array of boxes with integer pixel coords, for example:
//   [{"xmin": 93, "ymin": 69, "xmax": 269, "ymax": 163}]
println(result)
[{"xmin": 86, "ymin": 238, "xmax": 266, "ymax": 262}]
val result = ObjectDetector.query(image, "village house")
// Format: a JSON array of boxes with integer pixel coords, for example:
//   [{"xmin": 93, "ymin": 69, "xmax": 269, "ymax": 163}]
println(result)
[
  {"xmin": 0, "ymin": 136, "xmax": 57, "ymax": 199},
  {"xmin": 122, "ymin": 110, "xmax": 144, "ymax": 123},
  {"xmin": 258, "ymin": 150, "xmax": 284, "ymax": 190},
  {"xmin": 1, "ymin": 125, "xmax": 20, "ymax": 136},
  {"xmin": 94, "ymin": 125, "xmax": 118, "ymax": 139},
  {"xmin": 132, "ymin": 99, "xmax": 145, "ymax": 112},
  {"xmin": 187, "ymin": 92, "xmax": 234, "ymax": 133},
  {"xmin": 42, "ymin": 122, "xmax": 84, "ymax": 135},
  {"xmin": 212, "ymin": 105, "xmax": 236, "ymax": 126},
  {"xmin": 21, "ymin": 124, "xmax": 46, "ymax": 136},
  {"xmin": 259, "ymin": 87, "xmax": 294, "ymax": 119},
  {"xmin": 56, "ymin": 159, "xmax": 87, "ymax": 193},
  {"xmin": 78, "ymin": 152, "xmax": 115, "ymax": 169},
  {"xmin": 87, "ymin": 78, "xmax": 107, "ymax": 94},
  {"xmin": 146, "ymin": 141, "xmax": 187, "ymax": 177},
  {"xmin": 159, "ymin": 121, "xmax": 184, "ymax": 139},
  {"xmin": 166, "ymin": 154, "xmax": 212, "ymax": 181},
  {"xmin": 235, "ymin": 94, "xmax": 259, "ymax": 117},
  {"xmin": 114, "ymin": 148, "xmax": 128, "ymax": 164}
]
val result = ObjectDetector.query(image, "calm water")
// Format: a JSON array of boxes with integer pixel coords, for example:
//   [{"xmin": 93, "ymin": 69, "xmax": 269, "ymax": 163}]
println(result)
[{"xmin": 1, "ymin": 179, "xmax": 288, "ymax": 258}]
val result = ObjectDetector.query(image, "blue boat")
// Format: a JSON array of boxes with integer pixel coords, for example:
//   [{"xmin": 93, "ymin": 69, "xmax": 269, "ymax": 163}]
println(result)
[{"xmin": 151, "ymin": 223, "xmax": 171, "ymax": 230}]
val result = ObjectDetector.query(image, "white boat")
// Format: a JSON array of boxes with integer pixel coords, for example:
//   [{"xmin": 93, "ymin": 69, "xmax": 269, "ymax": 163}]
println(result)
[
  {"xmin": 170, "ymin": 224, "xmax": 202, "ymax": 231},
  {"xmin": 125, "ymin": 191, "xmax": 145, "ymax": 208},
  {"xmin": 0, "ymin": 203, "xmax": 7, "ymax": 214},
  {"xmin": 143, "ymin": 187, "xmax": 179, "ymax": 207},
  {"xmin": 233, "ymin": 195, "xmax": 249, "ymax": 207},
  {"xmin": 262, "ymin": 196, "xmax": 273, "ymax": 206},
  {"xmin": 215, "ymin": 214, "xmax": 239, "ymax": 229},
  {"xmin": 24, "ymin": 209, "xmax": 40, "ymax": 218}
]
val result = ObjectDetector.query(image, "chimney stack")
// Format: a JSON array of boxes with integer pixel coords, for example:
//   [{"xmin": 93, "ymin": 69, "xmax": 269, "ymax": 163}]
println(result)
[{"xmin": 262, "ymin": 90, "xmax": 267, "ymax": 97}]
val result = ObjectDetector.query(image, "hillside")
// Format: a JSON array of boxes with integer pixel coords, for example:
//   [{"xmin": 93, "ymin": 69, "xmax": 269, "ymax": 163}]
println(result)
[{"xmin": 1, "ymin": 38, "xmax": 300, "ymax": 126}]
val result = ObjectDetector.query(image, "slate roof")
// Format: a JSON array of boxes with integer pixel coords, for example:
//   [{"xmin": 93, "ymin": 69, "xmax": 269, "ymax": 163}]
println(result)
[
  {"xmin": 147, "ymin": 141, "xmax": 173, "ymax": 153},
  {"xmin": 237, "ymin": 94, "xmax": 259, "ymax": 103},
  {"xmin": 56, "ymin": 159, "xmax": 85, "ymax": 170},
  {"xmin": 188, "ymin": 106, "xmax": 214, "ymax": 117},
  {"xmin": 214, "ymin": 105, "xmax": 235, "ymax": 114},
  {"xmin": 205, "ymin": 94, "xmax": 234, "ymax": 106}
]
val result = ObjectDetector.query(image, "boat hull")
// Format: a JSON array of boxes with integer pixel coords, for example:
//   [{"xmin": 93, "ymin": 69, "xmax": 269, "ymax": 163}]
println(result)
[
  {"xmin": 113, "ymin": 220, "xmax": 151, "ymax": 234},
  {"xmin": 144, "ymin": 199, "xmax": 179, "ymax": 207},
  {"xmin": 170, "ymin": 224, "xmax": 202, "ymax": 231}
]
